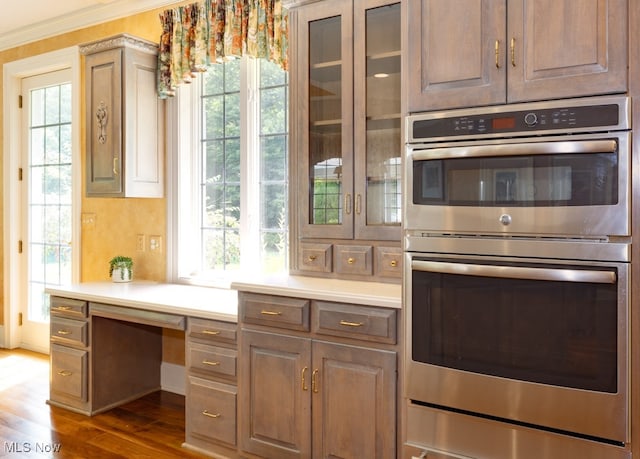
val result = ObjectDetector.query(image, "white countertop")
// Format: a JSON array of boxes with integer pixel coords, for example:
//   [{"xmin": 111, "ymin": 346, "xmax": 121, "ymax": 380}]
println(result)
[
  {"xmin": 231, "ymin": 275, "xmax": 402, "ymax": 309},
  {"xmin": 46, "ymin": 275, "xmax": 402, "ymax": 326},
  {"xmin": 46, "ymin": 281, "xmax": 238, "ymax": 322}
]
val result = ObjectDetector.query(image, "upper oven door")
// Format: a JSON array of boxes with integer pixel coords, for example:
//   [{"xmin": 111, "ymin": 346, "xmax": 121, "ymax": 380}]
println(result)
[{"xmin": 404, "ymin": 132, "xmax": 630, "ymax": 238}]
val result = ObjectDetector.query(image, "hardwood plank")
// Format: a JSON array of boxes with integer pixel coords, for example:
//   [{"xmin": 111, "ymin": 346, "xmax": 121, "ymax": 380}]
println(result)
[{"xmin": 0, "ymin": 349, "xmax": 205, "ymax": 458}]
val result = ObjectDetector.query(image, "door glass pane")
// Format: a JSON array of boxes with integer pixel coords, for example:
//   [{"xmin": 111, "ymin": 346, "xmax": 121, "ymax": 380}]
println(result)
[
  {"xmin": 28, "ymin": 83, "xmax": 73, "ymax": 322},
  {"xmin": 365, "ymin": 4, "xmax": 401, "ymax": 226},
  {"xmin": 413, "ymin": 149, "xmax": 619, "ymax": 207},
  {"xmin": 309, "ymin": 15, "xmax": 343, "ymax": 225},
  {"xmin": 411, "ymin": 261, "xmax": 618, "ymax": 393}
]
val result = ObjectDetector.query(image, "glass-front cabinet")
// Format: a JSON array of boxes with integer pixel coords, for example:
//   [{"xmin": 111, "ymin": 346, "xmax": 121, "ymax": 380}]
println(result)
[{"xmin": 291, "ymin": 0, "xmax": 402, "ymax": 280}]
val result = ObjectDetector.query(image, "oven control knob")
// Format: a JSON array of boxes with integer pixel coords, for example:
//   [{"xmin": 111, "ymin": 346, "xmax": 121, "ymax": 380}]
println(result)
[
  {"xmin": 524, "ymin": 112, "xmax": 538, "ymax": 126},
  {"xmin": 499, "ymin": 214, "xmax": 512, "ymax": 226}
]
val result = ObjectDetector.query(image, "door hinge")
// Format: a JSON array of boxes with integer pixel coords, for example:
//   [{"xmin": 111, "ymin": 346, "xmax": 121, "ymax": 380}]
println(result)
[
  {"xmin": 18, "ymin": 240, "xmax": 23, "ymax": 254},
  {"xmin": 18, "ymin": 167, "xmax": 23, "ymax": 181},
  {"xmin": 18, "ymin": 95, "xmax": 22, "ymax": 109},
  {"xmin": 18, "ymin": 312, "xmax": 23, "ymax": 326}
]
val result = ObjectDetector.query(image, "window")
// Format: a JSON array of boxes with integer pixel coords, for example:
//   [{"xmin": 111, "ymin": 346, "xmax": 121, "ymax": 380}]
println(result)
[{"xmin": 169, "ymin": 58, "xmax": 288, "ymax": 285}]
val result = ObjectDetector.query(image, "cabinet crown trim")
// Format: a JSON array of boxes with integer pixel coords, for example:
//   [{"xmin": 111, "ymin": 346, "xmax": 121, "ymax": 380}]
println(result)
[{"xmin": 80, "ymin": 34, "xmax": 158, "ymax": 56}]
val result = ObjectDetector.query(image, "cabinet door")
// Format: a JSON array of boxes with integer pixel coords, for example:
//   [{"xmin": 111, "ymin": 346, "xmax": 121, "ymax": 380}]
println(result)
[
  {"xmin": 297, "ymin": 0, "xmax": 354, "ymax": 239},
  {"xmin": 85, "ymin": 48, "xmax": 123, "ymax": 195},
  {"xmin": 406, "ymin": 0, "xmax": 507, "ymax": 112},
  {"xmin": 354, "ymin": 0, "xmax": 402, "ymax": 241},
  {"xmin": 507, "ymin": 0, "xmax": 628, "ymax": 102},
  {"xmin": 122, "ymin": 47, "xmax": 164, "ymax": 198},
  {"xmin": 312, "ymin": 341, "xmax": 396, "ymax": 459},
  {"xmin": 240, "ymin": 330, "xmax": 311, "ymax": 459}
]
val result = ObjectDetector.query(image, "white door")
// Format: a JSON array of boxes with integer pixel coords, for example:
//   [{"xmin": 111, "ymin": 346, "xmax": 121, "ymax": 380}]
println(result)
[{"xmin": 19, "ymin": 69, "xmax": 74, "ymax": 353}]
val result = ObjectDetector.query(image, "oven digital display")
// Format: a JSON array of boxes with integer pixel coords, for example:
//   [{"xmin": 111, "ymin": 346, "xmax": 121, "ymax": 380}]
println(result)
[{"xmin": 492, "ymin": 117, "xmax": 516, "ymax": 130}]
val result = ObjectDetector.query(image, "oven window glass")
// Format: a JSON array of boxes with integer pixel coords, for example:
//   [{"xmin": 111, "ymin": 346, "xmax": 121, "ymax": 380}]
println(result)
[
  {"xmin": 411, "ymin": 264, "xmax": 618, "ymax": 392},
  {"xmin": 413, "ymin": 151, "xmax": 618, "ymax": 206}
]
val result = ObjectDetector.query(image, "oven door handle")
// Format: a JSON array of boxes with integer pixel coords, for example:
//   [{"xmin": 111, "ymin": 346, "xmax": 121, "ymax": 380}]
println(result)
[
  {"xmin": 410, "ymin": 139, "xmax": 617, "ymax": 160},
  {"xmin": 411, "ymin": 260, "xmax": 616, "ymax": 284}
]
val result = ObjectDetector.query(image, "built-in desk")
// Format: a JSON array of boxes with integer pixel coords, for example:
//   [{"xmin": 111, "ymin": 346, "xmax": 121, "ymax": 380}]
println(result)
[{"xmin": 45, "ymin": 282, "xmax": 238, "ymax": 417}]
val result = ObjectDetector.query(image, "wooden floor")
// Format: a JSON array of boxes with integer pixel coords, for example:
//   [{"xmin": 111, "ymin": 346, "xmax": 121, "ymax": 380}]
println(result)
[{"xmin": 0, "ymin": 348, "xmax": 206, "ymax": 458}]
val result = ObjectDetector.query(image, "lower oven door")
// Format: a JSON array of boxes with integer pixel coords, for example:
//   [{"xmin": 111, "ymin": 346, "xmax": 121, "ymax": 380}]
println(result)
[{"xmin": 405, "ymin": 252, "xmax": 629, "ymax": 443}]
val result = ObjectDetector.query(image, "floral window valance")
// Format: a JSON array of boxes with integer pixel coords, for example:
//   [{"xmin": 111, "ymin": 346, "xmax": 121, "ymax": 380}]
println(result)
[{"xmin": 157, "ymin": 0, "xmax": 288, "ymax": 98}]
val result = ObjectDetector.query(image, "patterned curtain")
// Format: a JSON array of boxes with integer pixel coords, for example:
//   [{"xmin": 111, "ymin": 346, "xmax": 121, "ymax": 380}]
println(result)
[{"xmin": 157, "ymin": 0, "xmax": 288, "ymax": 98}]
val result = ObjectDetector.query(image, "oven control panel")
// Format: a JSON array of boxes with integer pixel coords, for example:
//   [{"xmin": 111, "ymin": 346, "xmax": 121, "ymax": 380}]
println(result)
[{"xmin": 410, "ymin": 97, "xmax": 626, "ymax": 141}]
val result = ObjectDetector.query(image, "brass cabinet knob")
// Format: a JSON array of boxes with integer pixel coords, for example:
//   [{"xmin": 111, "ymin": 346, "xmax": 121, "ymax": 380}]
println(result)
[{"xmin": 347, "ymin": 257, "xmax": 355, "ymax": 265}]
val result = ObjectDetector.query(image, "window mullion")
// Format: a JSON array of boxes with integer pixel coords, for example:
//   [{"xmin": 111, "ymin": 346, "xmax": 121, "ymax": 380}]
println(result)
[{"xmin": 240, "ymin": 58, "xmax": 261, "ymax": 272}]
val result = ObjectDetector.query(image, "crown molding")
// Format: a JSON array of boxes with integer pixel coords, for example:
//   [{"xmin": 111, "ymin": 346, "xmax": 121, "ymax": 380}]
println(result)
[{"xmin": 0, "ymin": 0, "xmax": 183, "ymax": 52}]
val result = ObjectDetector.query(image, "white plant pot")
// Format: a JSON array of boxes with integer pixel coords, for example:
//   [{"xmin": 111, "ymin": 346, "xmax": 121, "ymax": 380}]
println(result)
[{"xmin": 111, "ymin": 267, "xmax": 132, "ymax": 283}]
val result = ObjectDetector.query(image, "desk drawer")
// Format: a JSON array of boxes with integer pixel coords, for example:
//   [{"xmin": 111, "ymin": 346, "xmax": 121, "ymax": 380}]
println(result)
[
  {"xmin": 50, "ymin": 344, "xmax": 88, "ymax": 402},
  {"xmin": 187, "ymin": 376, "xmax": 237, "ymax": 447},
  {"xmin": 50, "ymin": 297, "xmax": 88, "ymax": 319},
  {"xmin": 313, "ymin": 301, "xmax": 397, "ymax": 344},
  {"xmin": 188, "ymin": 318, "xmax": 237, "ymax": 344},
  {"xmin": 51, "ymin": 317, "xmax": 88, "ymax": 347},
  {"xmin": 240, "ymin": 293, "xmax": 309, "ymax": 331},
  {"xmin": 188, "ymin": 342, "xmax": 237, "ymax": 379}
]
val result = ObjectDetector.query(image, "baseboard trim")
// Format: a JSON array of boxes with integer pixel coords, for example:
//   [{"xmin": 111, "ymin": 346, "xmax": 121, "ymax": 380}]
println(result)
[{"xmin": 161, "ymin": 362, "xmax": 185, "ymax": 395}]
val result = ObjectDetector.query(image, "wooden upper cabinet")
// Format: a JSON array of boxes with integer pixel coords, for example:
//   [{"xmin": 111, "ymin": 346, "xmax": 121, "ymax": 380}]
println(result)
[
  {"xmin": 508, "ymin": 0, "xmax": 628, "ymax": 103},
  {"xmin": 407, "ymin": 0, "xmax": 507, "ymax": 111},
  {"xmin": 82, "ymin": 35, "xmax": 165, "ymax": 198},
  {"xmin": 407, "ymin": 0, "xmax": 628, "ymax": 112}
]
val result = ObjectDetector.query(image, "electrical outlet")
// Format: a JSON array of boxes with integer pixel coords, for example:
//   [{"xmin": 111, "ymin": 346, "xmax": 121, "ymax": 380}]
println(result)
[
  {"xmin": 136, "ymin": 234, "xmax": 146, "ymax": 252},
  {"xmin": 149, "ymin": 235, "xmax": 163, "ymax": 253},
  {"xmin": 81, "ymin": 213, "xmax": 96, "ymax": 229}
]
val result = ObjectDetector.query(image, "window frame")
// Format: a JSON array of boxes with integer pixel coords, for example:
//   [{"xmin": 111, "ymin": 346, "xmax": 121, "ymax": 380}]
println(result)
[{"xmin": 166, "ymin": 57, "xmax": 288, "ymax": 286}]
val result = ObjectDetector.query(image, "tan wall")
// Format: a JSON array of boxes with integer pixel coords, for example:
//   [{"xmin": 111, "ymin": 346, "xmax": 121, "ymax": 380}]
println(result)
[{"xmin": 0, "ymin": 7, "xmax": 185, "ymax": 329}]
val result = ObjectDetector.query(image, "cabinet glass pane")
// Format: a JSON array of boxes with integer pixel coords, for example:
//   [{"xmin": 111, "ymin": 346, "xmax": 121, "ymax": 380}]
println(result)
[
  {"xmin": 365, "ymin": 4, "xmax": 401, "ymax": 226},
  {"xmin": 309, "ymin": 15, "xmax": 343, "ymax": 225}
]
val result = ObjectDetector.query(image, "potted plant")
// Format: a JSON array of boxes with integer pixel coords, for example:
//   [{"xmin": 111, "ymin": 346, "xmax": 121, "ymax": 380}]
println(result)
[{"xmin": 109, "ymin": 256, "xmax": 133, "ymax": 282}]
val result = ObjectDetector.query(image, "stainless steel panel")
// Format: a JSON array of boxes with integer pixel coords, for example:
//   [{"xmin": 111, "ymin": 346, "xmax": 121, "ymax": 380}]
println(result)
[
  {"xmin": 406, "ymin": 403, "xmax": 632, "ymax": 459},
  {"xmin": 406, "ymin": 95, "xmax": 630, "ymax": 143},
  {"xmin": 404, "ymin": 234, "xmax": 631, "ymax": 262}
]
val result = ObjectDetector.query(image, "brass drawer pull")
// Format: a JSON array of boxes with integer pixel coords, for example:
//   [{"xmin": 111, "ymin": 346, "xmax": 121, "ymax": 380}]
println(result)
[
  {"xmin": 307, "ymin": 255, "xmax": 317, "ymax": 262},
  {"xmin": 261, "ymin": 310, "xmax": 282, "ymax": 316},
  {"xmin": 301, "ymin": 366, "xmax": 309, "ymax": 391},
  {"xmin": 53, "ymin": 306, "xmax": 71, "ymax": 311},
  {"xmin": 340, "ymin": 320, "xmax": 364, "ymax": 327},
  {"xmin": 57, "ymin": 330, "xmax": 72, "ymax": 335},
  {"xmin": 202, "ymin": 330, "xmax": 221, "ymax": 335},
  {"xmin": 312, "ymin": 369, "xmax": 319, "ymax": 393},
  {"xmin": 202, "ymin": 410, "xmax": 221, "ymax": 418},
  {"xmin": 347, "ymin": 257, "xmax": 355, "ymax": 265},
  {"xmin": 202, "ymin": 360, "xmax": 220, "ymax": 366},
  {"xmin": 390, "ymin": 260, "xmax": 398, "ymax": 268},
  {"xmin": 57, "ymin": 370, "xmax": 73, "ymax": 377}
]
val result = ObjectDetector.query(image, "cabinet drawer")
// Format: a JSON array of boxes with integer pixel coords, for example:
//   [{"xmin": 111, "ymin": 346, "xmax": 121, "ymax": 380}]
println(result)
[
  {"xmin": 240, "ymin": 293, "xmax": 310, "ymax": 331},
  {"xmin": 375, "ymin": 246, "xmax": 402, "ymax": 278},
  {"xmin": 313, "ymin": 301, "xmax": 397, "ymax": 344},
  {"xmin": 335, "ymin": 245, "xmax": 373, "ymax": 276},
  {"xmin": 51, "ymin": 317, "xmax": 88, "ymax": 347},
  {"xmin": 299, "ymin": 243, "xmax": 332, "ymax": 273},
  {"xmin": 188, "ymin": 318, "xmax": 237, "ymax": 345},
  {"xmin": 188, "ymin": 342, "xmax": 237, "ymax": 379},
  {"xmin": 50, "ymin": 297, "xmax": 88, "ymax": 319},
  {"xmin": 50, "ymin": 344, "xmax": 88, "ymax": 402},
  {"xmin": 187, "ymin": 376, "xmax": 237, "ymax": 447}
]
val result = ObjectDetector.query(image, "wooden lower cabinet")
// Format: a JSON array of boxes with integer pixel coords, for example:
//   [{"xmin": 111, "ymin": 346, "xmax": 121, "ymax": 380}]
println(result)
[
  {"xmin": 240, "ymin": 329, "xmax": 397, "ymax": 459},
  {"xmin": 184, "ymin": 317, "xmax": 239, "ymax": 455}
]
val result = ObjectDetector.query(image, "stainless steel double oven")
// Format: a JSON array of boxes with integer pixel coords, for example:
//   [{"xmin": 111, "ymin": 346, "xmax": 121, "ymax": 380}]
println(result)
[{"xmin": 404, "ymin": 96, "xmax": 632, "ymax": 458}]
